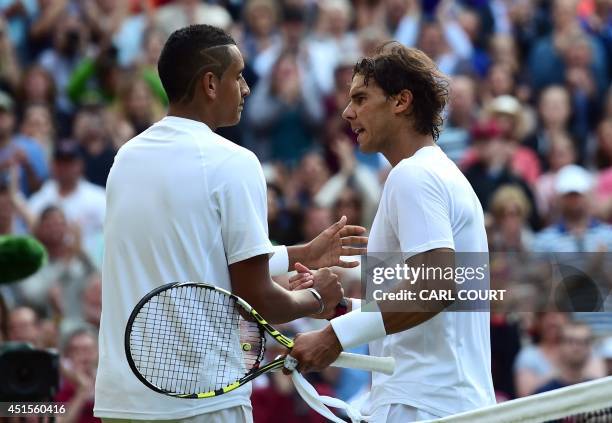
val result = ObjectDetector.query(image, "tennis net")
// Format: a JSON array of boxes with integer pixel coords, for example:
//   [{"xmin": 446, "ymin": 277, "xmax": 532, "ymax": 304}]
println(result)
[{"xmin": 424, "ymin": 376, "xmax": 612, "ymax": 422}]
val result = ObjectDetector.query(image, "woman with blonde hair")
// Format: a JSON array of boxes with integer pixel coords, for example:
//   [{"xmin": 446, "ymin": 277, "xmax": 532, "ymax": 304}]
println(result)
[{"xmin": 488, "ymin": 184, "xmax": 534, "ymax": 252}]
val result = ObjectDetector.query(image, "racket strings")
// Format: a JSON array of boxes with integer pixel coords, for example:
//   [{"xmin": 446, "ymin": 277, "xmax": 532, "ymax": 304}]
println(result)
[{"xmin": 129, "ymin": 285, "xmax": 256, "ymax": 395}]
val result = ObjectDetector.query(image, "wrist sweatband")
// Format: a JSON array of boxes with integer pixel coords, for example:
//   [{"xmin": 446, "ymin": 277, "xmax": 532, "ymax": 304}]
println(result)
[
  {"xmin": 330, "ymin": 302, "xmax": 386, "ymax": 350},
  {"xmin": 268, "ymin": 245, "xmax": 289, "ymax": 276}
]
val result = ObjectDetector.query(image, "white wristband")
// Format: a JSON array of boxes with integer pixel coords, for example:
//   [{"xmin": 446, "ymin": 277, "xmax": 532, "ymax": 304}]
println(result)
[
  {"xmin": 330, "ymin": 302, "xmax": 386, "ymax": 350},
  {"xmin": 268, "ymin": 245, "xmax": 289, "ymax": 276},
  {"xmin": 350, "ymin": 298, "xmax": 361, "ymax": 311}
]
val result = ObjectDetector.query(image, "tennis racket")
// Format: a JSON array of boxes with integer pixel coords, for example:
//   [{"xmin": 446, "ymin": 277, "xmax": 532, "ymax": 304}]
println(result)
[{"xmin": 125, "ymin": 281, "xmax": 395, "ymax": 399}]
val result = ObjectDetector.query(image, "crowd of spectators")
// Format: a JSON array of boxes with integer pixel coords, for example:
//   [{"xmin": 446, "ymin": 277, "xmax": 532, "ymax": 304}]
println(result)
[{"xmin": 0, "ymin": 0, "xmax": 611, "ymax": 421}]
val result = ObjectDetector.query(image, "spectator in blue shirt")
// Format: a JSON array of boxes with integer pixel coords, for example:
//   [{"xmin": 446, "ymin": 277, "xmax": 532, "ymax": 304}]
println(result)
[
  {"xmin": 531, "ymin": 164, "xmax": 612, "ymax": 252},
  {"xmin": 0, "ymin": 90, "xmax": 48, "ymax": 196}
]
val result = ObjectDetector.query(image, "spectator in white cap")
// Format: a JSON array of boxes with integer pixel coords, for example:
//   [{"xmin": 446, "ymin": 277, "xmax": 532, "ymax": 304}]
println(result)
[{"xmin": 531, "ymin": 164, "xmax": 612, "ymax": 253}]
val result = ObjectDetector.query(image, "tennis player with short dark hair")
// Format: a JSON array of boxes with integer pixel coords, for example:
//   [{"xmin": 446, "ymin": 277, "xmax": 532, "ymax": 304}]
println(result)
[
  {"xmin": 287, "ymin": 42, "xmax": 496, "ymax": 421},
  {"xmin": 94, "ymin": 24, "xmax": 364, "ymax": 422}
]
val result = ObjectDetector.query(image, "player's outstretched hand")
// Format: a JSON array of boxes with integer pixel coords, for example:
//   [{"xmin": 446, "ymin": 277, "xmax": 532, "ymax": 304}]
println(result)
[
  {"xmin": 283, "ymin": 325, "xmax": 342, "ymax": 374},
  {"xmin": 304, "ymin": 215, "xmax": 367, "ymax": 269}
]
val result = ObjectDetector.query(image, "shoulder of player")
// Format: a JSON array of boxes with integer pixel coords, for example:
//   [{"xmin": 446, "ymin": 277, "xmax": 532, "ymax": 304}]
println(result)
[
  {"xmin": 387, "ymin": 158, "xmax": 436, "ymax": 187},
  {"xmin": 213, "ymin": 136, "xmax": 260, "ymax": 167}
]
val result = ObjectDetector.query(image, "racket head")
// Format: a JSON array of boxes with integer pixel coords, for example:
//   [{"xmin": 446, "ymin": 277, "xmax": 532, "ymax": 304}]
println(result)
[{"xmin": 125, "ymin": 282, "xmax": 277, "ymax": 398}]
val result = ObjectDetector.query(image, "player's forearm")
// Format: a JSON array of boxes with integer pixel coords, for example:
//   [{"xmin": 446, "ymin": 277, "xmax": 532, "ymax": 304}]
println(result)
[
  {"xmin": 286, "ymin": 244, "xmax": 308, "ymax": 270},
  {"xmin": 247, "ymin": 282, "xmax": 320, "ymax": 324}
]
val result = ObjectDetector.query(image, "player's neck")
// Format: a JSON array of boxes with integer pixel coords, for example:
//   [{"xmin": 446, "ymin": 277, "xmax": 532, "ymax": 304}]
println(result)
[
  {"xmin": 167, "ymin": 103, "xmax": 218, "ymax": 131},
  {"xmin": 383, "ymin": 129, "xmax": 435, "ymax": 167}
]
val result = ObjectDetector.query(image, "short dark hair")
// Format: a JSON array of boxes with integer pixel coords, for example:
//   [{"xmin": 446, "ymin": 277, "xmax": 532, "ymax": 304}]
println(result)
[
  {"xmin": 158, "ymin": 24, "xmax": 236, "ymax": 103},
  {"xmin": 353, "ymin": 41, "xmax": 449, "ymax": 141}
]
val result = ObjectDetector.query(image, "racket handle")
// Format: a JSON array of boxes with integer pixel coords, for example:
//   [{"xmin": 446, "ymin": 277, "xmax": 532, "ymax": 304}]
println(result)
[{"xmin": 332, "ymin": 352, "xmax": 395, "ymax": 375}]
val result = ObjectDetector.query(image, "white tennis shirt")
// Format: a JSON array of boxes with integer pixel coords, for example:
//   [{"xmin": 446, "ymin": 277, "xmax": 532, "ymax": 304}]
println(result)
[
  {"xmin": 360, "ymin": 146, "xmax": 496, "ymax": 417},
  {"xmin": 94, "ymin": 116, "xmax": 275, "ymax": 419}
]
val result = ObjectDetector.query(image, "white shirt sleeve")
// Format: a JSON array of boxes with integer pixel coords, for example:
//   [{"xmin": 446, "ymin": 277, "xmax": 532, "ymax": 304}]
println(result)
[
  {"xmin": 387, "ymin": 163, "xmax": 454, "ymax": 256},
  {"xmin": 214, "ymin": 151, "xmax": 275, "ymax": 265},
  {"xmin": 268, "ymin": 245, "xmax": 289, "ymax": 276}
]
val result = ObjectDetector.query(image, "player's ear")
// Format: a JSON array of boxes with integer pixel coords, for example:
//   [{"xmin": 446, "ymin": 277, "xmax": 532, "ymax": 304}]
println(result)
[
  {"xmin": 200, "ymin": 71, "xmax": 218, "ymax": 100},
  {"xmin": 393, "ymin": 89, "xmax": 413, "ymax": 115}
]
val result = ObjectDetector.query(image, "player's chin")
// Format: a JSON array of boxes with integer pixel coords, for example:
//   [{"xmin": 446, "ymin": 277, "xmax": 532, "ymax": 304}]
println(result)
[{"xmin": 357, "ymin": 139, "xmax": 374, "ymax": 154}]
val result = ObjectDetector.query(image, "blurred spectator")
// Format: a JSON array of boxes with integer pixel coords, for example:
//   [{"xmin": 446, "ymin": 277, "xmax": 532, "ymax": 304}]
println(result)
[
  {"xmin": 81, "ymin": 273, "xmax": 101, "ymax": 330},
  {"xmin": 39, "ymin": 12, "xmax": 90, "ymax": 117},
  {"xmin": 7, "ymin": 305, "xmax": 41, "ymax": 347},
  {"xmin": 0, "ymin": 0, "xmax": 38, "ymax": 62},
  {"xmin": 72, "ymin": 107, "xmax": 116, "ymax": 186},
  {"xmin": 313, "ymin": 138, "xmax": 380, "ymax": 227},
  {"xmin": 28, "ymin": 0, "xmax": 69, "ymax": 60},
  {"xmin": 287, "ymin": 152, "xmax": 332, "ymax": 211},
  {"xmin": 309, "ymin": 0, "xmax": 360, "ymax": 96},
  {"xmin": 55, "ymin": 326, "xmax": 100, "ymax": 423},
  {"xmin": 0, "ymin": 169, "xmax": 35, "ymax": 234},
  {"xmin": 534, "ymin": 132, "xmax": 578, "ymax": 223},
  {"xmin": 240, "ymin": 0, "xmax": 281, "ymax": 63},
  {"xmin": 514, "ymin": 312, "xmax": 567, "ymax": 397},
  {"xmin": 79, "ymin": 0, "xmax": 145, "ymax": 68},
  {"xmin": 485, "ymin": 95, "xmax": 540, "ymax": 186},
  {"xmin": 595, "ymin": 119, "xmax": 612, "ymax": 220},
  {"xmin": 437, "ymin": 75, "xmax": 478, "ymax": 163},
  {"xmin": 133, "ymin": 26, "xmax": 168, "ymax": 106},
  {"xmin": 16, "ymin": 65, "xmax": 57, "ymax": 113},
  {"xmin": 332, "ymin": 186, "xmax": 364, "ymax": 227},
  {"xmin": 488, "ymin": 34, "xmax": 522, "ymax": 78},
  {"xmin": 155, "ymin": 0, "xmax": 232, "ymax": 35},
  {"xmin": 19, "ymin": 103, "xmax": 55, "ymax": 161},
  {"xmin": 488, "ymin": 185, "xmax": 534, "ymax": 252},
  {"xmin": 354, "ymin": 0, "xmax": 388, "ymax": 31},
  {"xmin": 247, "ymin": 50, "xmax": 323, "ymax": 164},
  {"xmin": 534, "ymin": 321, "xmax": 604, "ymax": 393},
  {"xmin": 252, "ymin": 4, "xmax": 326, "ymax": 96},
  {"xmin": 395, "ymin": 0, "xmax": 474, "ymax": 76},
  {"xmin": 463, "ymin": 119, "xmax": 537, "ymax": 227},
  {"xmin": 0, "ymin": 16, "xmax": 20, "ymax": 93},
  {"xmin": 531, "ymin": 164, "xmax": 612, "ymax": 252},
  {"xmin": 562, "ymin": 33, "xmax": 602, "ymax": 143},
  {"xmin": 28, "ymin": 140, "xmax": 105, "ymax": 261},
  {"xmin": 528, "ymin": 0, "xmax": 608, "ymax": 93},
  {"xmin": 0, "ymin": 91, "xmax": 49, "ymax": 196},
  {"xmin": 267, "ymin": 182, "xmax": 302, "ymax": 246},
  {"xmin": 115, "ymin": 75, "xmax": 163, "ymax": 136},
  {"xmin": 301, "ymin": 206, "xmax": 333, "ymax": 243},
  {"xmin": 15, "ymin": 206, "xmax": 95, "ymax": 326},
  {"xmin": 524, "ymin": 85, "xmax": 578, "ymax": 170},
  {"xmin": 66, "ymin": 44, "xmax": 122, "ymax": 108},
  {"xmin": 578, "ymin": 0, "xmax": 612, "ymax": 60}
]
